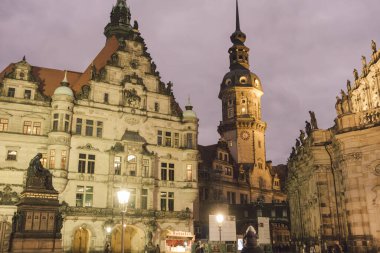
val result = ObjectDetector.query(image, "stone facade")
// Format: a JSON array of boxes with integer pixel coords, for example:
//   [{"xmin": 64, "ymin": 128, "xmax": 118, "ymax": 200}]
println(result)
[
  {"xmin": 197, "ymin": 2, "xmax": 288, "ymax": 246},
  {"xmin": 0, "ymin": 1, "xmax": 198, "ymax": 252},
  {"xmin": 287, "ymin": 41, "xmax": 380, "ymax": 253}
]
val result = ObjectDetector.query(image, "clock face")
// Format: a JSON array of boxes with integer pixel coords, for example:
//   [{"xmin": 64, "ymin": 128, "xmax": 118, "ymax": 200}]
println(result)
[{"xmin": 240, "ymin": 131, "xmax": 250, "ymax": 140}]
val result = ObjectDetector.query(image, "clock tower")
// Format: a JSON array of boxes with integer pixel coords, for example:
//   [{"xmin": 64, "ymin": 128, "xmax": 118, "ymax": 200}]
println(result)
[{"xmin": 218, "ymin": 1, "xmax": 267, "ymax": 168}]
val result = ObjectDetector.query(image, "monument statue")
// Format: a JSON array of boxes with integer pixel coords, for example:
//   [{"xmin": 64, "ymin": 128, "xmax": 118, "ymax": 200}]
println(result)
[
  {"xmin": 26, "ymin": 153, "xmax": 55, "ymax": 191},
  {"xmin": 241, "ymin": 226, "xmax": 263, "ymax": 253}
]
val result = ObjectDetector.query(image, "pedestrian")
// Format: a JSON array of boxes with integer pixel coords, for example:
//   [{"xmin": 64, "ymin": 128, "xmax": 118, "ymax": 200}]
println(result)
[{"xmin": 156, "ymin": 244, "xmax": 160, "ymax": 253}]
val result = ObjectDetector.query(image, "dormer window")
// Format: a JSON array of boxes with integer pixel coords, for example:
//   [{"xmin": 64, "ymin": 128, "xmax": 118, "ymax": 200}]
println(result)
[
  {"xmin": 24, "ymin": 90, "xmax": 31, "ymax": 99},
  {"xmin": 7, "ymin": 88, "xmax": 15, "ymax": 98}
]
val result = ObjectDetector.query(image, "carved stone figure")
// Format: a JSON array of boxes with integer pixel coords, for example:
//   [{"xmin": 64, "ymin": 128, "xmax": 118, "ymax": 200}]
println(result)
[
  {"xmin": 151, "ymin": 61, "xmax": 157, "ymax": 73},
  {"xmin": 353, "ymin": 68, "xmax": 359, "ymax": 80},
  {"xmin": 341, "ymin": 90, "xmax": 351, "ymax": 113},
  {"xmin": 124, "ymin": 88, "xmax": 141, "ymax": 107},
  {"xmin": 346, "ymin": 80, "xmax": 351, "ymax": 92},
  {"xmin": 295, "ymin": 139, "xmax": 300, "ymax": 149},
  {"xmin": 133, "ymin": 20, "xmax": 139, "ymax": 30},
  {"xmin": 305, "ymin": 121, "xmax": 312, "ymax": 136},
  {"xmin": 241, "ymin": 226, "xmax": 263, "ymax": 253},
  {"xmin": 26, "ymin": 153, "xmax": 55, "ymax": 191},
  {"xmin": 90, "ymin": 64, "xmax": 97, "ymax": 80},
  {"xmin": 309, "ymin": 111, "xmax": 318, "ymax": 129},
  {"xmin": 167, "ymin": 81, "xmax": 173, "ymax": 94},
  {"xmin": 335, "ymin": 96, "xmax": 343, "ymax": 115},
  {"xmin": 299, "ymin": 130, "xmax": 305, "ymax": 145},
  {"xmin": 372, "ymin": 40, "xmax": 377, "ymax": 55},
  {"xmin": 290, "ymin": 147, "xmax": 296, "ymax": 158}
]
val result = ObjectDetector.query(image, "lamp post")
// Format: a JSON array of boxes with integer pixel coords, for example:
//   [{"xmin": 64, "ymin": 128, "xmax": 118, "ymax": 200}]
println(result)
[
  {"xmin": 105, "ymin": 226, "xmax": 112, "ymax": 253},
  {"xmin": 118, "ymin": 189, "xmax": 130, "ymax": 253},
  {"xmin": 216, "ymin": 214, "xmax": 224, "ymax": 245}
]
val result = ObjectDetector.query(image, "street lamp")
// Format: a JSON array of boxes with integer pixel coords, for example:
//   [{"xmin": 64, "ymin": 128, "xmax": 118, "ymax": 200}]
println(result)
[
  {"xmin": 105, "ymin": 226, "xmax": 112, "ymax": 253},
  {"xmin": 118, "ymin": 189, "xmax": 130, "ymax": 253},
  {"xmin": 216, "ymin": 214, "xmax": 224, "ymax": 244}
]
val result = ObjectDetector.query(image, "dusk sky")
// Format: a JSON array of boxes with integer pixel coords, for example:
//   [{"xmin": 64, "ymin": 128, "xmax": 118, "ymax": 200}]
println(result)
[{"xmin": 1, "ymin": 0, "xmax": 379, "ymax": 164}]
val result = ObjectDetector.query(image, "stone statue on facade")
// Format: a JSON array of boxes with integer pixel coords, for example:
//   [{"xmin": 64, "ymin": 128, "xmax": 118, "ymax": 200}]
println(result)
[
  {"xmin": 295, "ymin": 139, "xmax": 300, "ymax": 149},
  {"xmin": 299, "ymin": 130, "xmax": 306, "ymax": 145},
  {"xmin": 241, "ymin": 226, "xmax": 263, "ymax": 253},
  {"xmin": 372, "ymin": 40, "xmax": 377, "ymax": 55},
  {"xmin": 26, "ymin": 153, "xmax": 55, "ymax": 191},
  {"xmin": 309, "ymin": 111, "xmax": 318, "ymax": 129},
  {"xmin": 335, "ymin": 96, "xmax": 343, "ymax": 115},
  {"xmin": 346, "ymin": 80, "xmax": 351, "ymax": 93},
  {"xmin": 353, "ymin": 68, "xmax": 359, "ymax": 81},
  {"xmin": 305, "ymin": 121, "xmax": 312, "ymax": 136}
]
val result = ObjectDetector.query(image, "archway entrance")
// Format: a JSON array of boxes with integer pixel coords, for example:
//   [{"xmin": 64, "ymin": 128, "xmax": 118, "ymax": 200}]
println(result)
[
  {"xmin": 73, "ymin": 227, "xmax": 90, "ymax": 253},
  {"xmin": 111, "ymin": 225, "xmax": 145, "ymax": 253}
]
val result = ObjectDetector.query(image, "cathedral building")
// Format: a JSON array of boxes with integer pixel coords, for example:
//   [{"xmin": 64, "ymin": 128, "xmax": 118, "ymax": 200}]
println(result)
[
  {"xmin": 197, "ymin": 2, "xmax": 289, "ymax": 249},
  {"xmin": 287, "ymin": 41, "xmax": 380, "ymax": 253},
  {"xmin": 0, "ymin": 1, "xmax": 198, "ymax": 252}
]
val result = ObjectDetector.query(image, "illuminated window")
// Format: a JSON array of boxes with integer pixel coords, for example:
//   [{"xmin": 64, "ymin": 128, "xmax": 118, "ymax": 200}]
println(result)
[
  {"xmin": 33, "ymin": 122, "xmax": 41, "ymax": 135},
  {"xmin": 61, "ymin": 150, "xmax": 67, "ymax": 169},
  {"xmin": 0, "ymin": 119, "xmax": 9, "ymax": 132},
  {"xmin": 6, "ymin": 150, "xmax": 17, "ymax": 161},
  {"xmin": 127, "ymin": 155, "xmax": 137, "ymax": 176},
  {"xmin": 186, "ymin": 164, "xmax": 192, "ymax": 181},
  {"xmin": 225, "ymin": 167, "xmax": 232, "ymax": 176},
  {"xmin": 41, "ymin": 153, "xmax": 48, "ymax": 168},
  {"xmin": 49, "ymin": 150, "xmax": 55, "ymax": 169},
  {"xmin": 114, "ymin": 156, "xmax": 121, "ymax": 175},
  {"xmin": 76, "ymin": 186, "xmax": 93, "ymax": 207},
  {"xmin": 23, "ymin": 121, "xmax": 32, "ymax": 134}
]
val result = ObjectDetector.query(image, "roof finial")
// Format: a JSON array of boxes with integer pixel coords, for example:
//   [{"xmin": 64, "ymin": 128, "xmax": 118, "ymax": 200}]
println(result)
[
  {"xmin": 185, "ymin": 96, "xmax": 193, "ymax": 110},
  {"xmin": 236, "ymin": 0, "xmax": 241, "ymax": 31},
  {"xmin": 61, "ymin": 70, "xmax": 69, "ymax": 86},
  {"xmin": 22, "ymin": 55, "xmax": 26, "ymax": 61}
]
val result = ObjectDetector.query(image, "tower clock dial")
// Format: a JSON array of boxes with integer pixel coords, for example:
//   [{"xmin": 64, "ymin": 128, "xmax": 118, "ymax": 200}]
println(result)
[{"xmin": 240, "ymin": 131, "xmax": 250, "ymax": 140}]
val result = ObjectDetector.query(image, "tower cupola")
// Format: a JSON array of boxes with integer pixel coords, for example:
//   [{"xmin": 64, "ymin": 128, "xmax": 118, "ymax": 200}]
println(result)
[
  {"xmin": 53, "ymin": 71, "xmax": 74, "ymax": 97},
  {"xmin": 104, "ymin": 0, "xmax": 132, "ymax": 38}
]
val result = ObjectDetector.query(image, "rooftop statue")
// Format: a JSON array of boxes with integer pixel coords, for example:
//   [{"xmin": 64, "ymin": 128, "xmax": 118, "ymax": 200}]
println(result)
[
  {"xmin": 309, "ymin": 111, "xmax": 318, "ymax": 129},
  {"xmin": 372, "ymin": 40, "xmax": 377, "ymax": 55},
  {"xmin": 305, "ymin": 121, "xmax": 312, "ymax": 136}
]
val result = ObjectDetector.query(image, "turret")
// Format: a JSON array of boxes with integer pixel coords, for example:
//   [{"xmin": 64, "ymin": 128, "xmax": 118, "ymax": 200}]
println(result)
[
  {"xmin": 49, "ymin": 71, "xmax": 74, "ymax": 192},
  {"xmin": 104, "ymin": 0, "xmax": 132, "ymax": 39}
]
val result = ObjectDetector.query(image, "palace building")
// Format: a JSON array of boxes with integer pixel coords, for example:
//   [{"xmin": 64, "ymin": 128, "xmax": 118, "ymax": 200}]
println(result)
[
  {"xmin": 287, "ymin": 41, "xmax": 380, "ymax": 253},
  {"xmin": 197, "ymin": 2, "xmax": 289, "ymax": 249},
  {"xmin": 0, "ymin": 1, "xmax": 198, "ymax": 252}
]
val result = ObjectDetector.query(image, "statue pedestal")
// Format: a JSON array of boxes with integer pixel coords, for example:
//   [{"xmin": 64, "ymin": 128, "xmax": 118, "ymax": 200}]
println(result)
[{"xmin": 9, "ymin": 189, "xmax": 63, "ymax": 253}]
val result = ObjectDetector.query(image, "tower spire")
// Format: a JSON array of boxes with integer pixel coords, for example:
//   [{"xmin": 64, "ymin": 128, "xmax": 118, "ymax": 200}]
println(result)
[
  {"xmin": 236, "ymin": 0, "xmax": 240, "ymax": 32},
  {"xmin": 104, "ymin": 0, "xmax": 132, "ymax": 38}
]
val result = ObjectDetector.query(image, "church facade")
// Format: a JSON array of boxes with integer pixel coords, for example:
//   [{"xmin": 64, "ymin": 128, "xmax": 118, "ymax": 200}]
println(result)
[
  {"xmin": 0, "ymin": 1, "xmax": 198, "ymax": 252},
  {"xmin": 197, "ymin": 2, "xmax": 289, "ymax": 250},
  {"xmin": 287, "ymin": 42, "xmax": 380, "ymax": 253}
]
